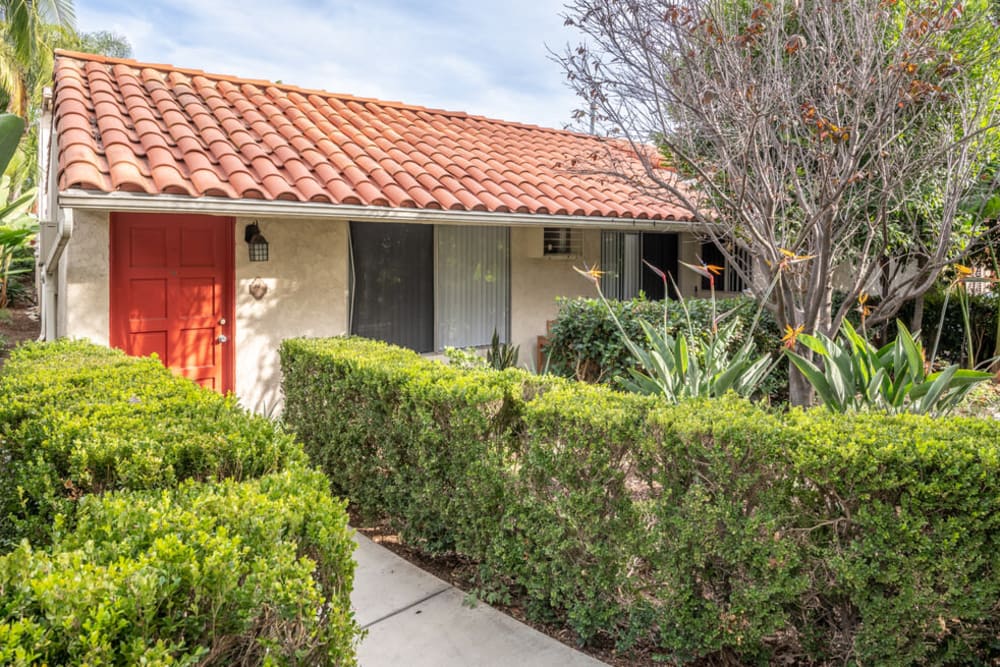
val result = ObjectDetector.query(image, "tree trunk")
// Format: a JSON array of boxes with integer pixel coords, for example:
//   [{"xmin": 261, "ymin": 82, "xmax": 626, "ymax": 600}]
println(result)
[
  {"xmin": 788, "ymin": 359, "xmax": 814, "ymax": 407},
  {"xmin": 911, "ymin": 294, "xmax": 925, "ymax": 340}
]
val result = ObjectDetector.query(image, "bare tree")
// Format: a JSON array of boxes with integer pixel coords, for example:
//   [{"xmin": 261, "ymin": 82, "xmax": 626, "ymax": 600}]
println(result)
[{"xmin": 560, "ymin": 0, "xmax": 1000, "ymax": 404}]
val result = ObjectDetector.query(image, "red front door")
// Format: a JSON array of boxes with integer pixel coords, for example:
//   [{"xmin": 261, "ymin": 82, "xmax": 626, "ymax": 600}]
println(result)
[{"xmin": 110, "ymin": 213, "xmax": 234, "ymax": 393}]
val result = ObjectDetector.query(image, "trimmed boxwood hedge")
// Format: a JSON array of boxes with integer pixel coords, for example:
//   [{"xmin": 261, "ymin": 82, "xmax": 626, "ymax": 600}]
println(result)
[
  {"xmin": 282, "ymin": 335, "xmax": 1000, "ymax": 665},
  {"xmin": 0, "ymin": 341, "xmax": 359, "ymax": 666}
]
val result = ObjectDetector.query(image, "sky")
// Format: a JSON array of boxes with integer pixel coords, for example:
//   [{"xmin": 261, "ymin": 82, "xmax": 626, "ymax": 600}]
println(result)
[{"xmin": 72, "ymin": 0, "xmax": 586, "ymax": 130}]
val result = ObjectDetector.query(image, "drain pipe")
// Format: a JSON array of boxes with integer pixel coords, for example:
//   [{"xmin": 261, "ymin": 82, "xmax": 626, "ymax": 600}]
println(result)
[
  {"xmin": 40, "ymin": 211, "xmax": 73, "ymax": 340},
  {"xmin": 36, "ymin": 88, "xmax": 73, "ymax": 341}
]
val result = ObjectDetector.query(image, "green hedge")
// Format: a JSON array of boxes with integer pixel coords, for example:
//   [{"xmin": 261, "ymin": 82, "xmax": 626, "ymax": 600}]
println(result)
[
  {"xmin": 543, "ymin": 296, "xmax": 786, "ymax": 397},
  {"xmin": 1, "ymin": 341, "xmax": 358, "ymax": 665},
  {"xmin": 282, "ymin": 336, "xmax": 1000, "ymax": 665},
  {"xmin": 0, "ymin": 342, "xmax": 307, "ymax": 548}
]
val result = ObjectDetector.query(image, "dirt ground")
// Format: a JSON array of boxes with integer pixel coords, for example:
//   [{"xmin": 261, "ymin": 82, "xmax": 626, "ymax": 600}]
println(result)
[{"xmin": 0, "ymin": 306, "xmax": 40, "ymax": 361}]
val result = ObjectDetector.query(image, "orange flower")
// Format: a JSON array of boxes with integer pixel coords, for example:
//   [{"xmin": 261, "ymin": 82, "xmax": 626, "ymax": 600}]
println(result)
[
  {"xmin": 680, "ymin": 259, "xmax": 724, "ymax": 281},
  {"xmin": 766, "ymin": 248, "xmax": 816, "ymax": 273},
  {"xmin": 954, "ymin": 264, "xmax": 974, "ymax": 279},
  {"xmin": 573, "ymin": 264, "xmax": 606, "ymax": 285},
  {"xmin": 778, "ymin": 248, "xmax": 817, "ymax": 262},
  {"xmin": 781, "ymin": 324, "xmax": 805, "ymax": 349},
  {"xmin": 858, "ymin": 292, "xmax": 873, "ymax": 321}
]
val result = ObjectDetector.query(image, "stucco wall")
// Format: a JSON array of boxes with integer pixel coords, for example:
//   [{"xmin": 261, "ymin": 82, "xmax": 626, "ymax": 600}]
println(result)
[
  {"xmin": 234, "ymin": 217, "xmax": 349, "ymax": 413},
  {"xmin": 57, "ymin": 212, "xmax": 708, "ymax": 410},
  {"xmin": 62, "ymin": 209, "xmax": 110, "ymax": 344},
  {"xmin": 509, "ymin": 227, "xmax": 602, "ymax": 362}
]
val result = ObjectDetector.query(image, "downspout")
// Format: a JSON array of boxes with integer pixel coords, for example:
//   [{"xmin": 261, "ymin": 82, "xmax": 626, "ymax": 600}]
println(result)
[
  {"xmin": 36, "ymin": 87, "xmax": 73, "ymax": 340},
  {"xmin": 40, "ymin": 212, "xmax": 73, "ymax": 340}
]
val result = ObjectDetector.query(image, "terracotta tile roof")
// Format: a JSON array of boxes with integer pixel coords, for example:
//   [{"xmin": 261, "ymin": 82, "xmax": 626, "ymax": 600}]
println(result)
[{"xmin": 52, "ymin": 50, "xmax": 693, "ymax": 221}]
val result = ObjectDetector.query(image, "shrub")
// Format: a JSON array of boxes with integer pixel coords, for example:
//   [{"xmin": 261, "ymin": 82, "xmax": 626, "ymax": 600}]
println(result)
[
  {"xmin": 916, "ymin": 289, "xmax": 998, "ymax": 367},
  {"xmin": 1, "ymin": 469, "xmax": 356, "ymax": 666},
  {"xmin": 280, "ymin": 336, "xmax": 526, "ymax": 553},
  {"xmin": 282, "ymin": 336, "xmax": 1000, "ymax": 665},
  {"xmin": 0, "ymin": 341, "xmax": 359, "ymax": 665},
  {"xmin": 544, "ymin": 295, "xmax": 785, "ymax": 397},
  {"xmin": 782, "ymin": 409, "xmax": 1000, "ymax": 664},
  {"xmin": 0, "ymin": 341, "xmax": 307, "ymax": 548},
  {"xmin": 786, "ymin": 319, "xmax": 991, "ymax": 415}
]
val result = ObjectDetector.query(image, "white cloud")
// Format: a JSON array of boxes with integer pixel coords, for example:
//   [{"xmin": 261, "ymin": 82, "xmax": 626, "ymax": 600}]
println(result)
[{"xmin": 75, "ymin": 0, "xmax": 584, "ymax": 128}]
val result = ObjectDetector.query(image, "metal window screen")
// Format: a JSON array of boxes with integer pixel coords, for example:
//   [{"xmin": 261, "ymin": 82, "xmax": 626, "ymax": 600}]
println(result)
[{"xmin": 349, "ymin": 221, "xmax": 434, "ymax": 352}]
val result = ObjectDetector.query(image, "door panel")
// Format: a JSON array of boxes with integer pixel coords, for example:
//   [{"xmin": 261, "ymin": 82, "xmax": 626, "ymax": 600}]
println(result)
[{"xmin": 111, "ymin": 213, "xmax": 234, "ymax": 393}]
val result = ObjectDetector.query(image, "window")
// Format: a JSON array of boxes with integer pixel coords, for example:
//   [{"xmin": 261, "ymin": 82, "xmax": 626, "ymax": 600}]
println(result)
[
  {"xmin": 543, "ymin": 227, "xmax": 581, "ymax": 257},
  {"xmin": 699, "ymin": 240, "xmax": 749, "ymax": 293},
  {"xmin": 600, "ymin": 232, "xmax": 641, "ymax": 300},
  {"xmin": 350, "ymin": 221, "xmax": 434, "ymax": 352},
  {"xmin": 436, "ymin": 225, "xmax": 509, "ymax": 348},
  {"xmin": 349, "ymin": 222, "xmax": 509, "ymax": 352},
  {"xmin": 600, "ymin": 231, "xmax": 679, "ymax": 300}
]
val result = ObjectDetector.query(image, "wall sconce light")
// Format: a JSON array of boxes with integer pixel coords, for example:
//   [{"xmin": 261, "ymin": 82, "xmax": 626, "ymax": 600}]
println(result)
[{"xmin": 244, "ymin": 222, "xmax": 269, "ymax": 262}]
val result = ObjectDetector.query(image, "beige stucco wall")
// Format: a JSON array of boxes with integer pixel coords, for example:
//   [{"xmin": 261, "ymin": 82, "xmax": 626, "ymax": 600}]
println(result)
[
  {"xmin": 56, "ymin": 211, "xmax": 347, "ymax": 414},
  {"xmin": 62, "ymin": 209, "xmax": 110, "ymax": 344},
  {"xmin": 56, "ymin": 212, "xmax": 707, "ymax": 410},
  {"xmin": 509, "ymin": 227, "xmax": 602, "ymax": 363},
  {"xmin": 234, "ymin": 217, "xmax": 348, "ymax": 413}
]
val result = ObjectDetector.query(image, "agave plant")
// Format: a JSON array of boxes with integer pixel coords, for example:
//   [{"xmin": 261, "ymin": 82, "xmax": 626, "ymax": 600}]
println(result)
[
  {"xmin": 486, "ymin": 328, "xmax": 519, "ymax": 371},
  {"xmin": 785, "ymin": 319, "xmax": 992, "ymax": 416},
  {"xmin": 574, "ymin": 262, "xmax": 778, "ymax": 402},
  {"xmin": 620, "ymin": 316, "xmax": 777, "ymax": 400}
]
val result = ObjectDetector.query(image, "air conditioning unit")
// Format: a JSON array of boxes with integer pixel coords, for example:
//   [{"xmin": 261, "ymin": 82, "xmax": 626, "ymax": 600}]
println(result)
[{"xmin": 525, "ymin": 227, "xmax": 582, "ymax": 259}]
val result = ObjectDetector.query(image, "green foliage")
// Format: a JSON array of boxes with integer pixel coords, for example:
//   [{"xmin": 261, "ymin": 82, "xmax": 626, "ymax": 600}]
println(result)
[
  {"xmin": 281, "ymin": 336, "xmax": 526, "ymax": 551},
  {"xmin": 282, "ymin": 336, "xmax": 1000, "ymax": 664},
  {"xmin": 0, "ymin": 341, "xmax": 308, "ymax": 548},
  {"xmin": 622, "ymin": 317, "xmax": 777, "ymax": 400},
  {"xmin": 545, "ymin": 295, "xmax": 786, "ymax": 396},
  {"xmin": 786, "ymin": 319, "xmax": 991, "ymax": 415},
  {"xmin": 0, "ymin": 341, "xmax": 359, "ymax": 665},
  {"xmin": 486, "ymin": 328, "xmax": 519, "ymax": 370},
  {"xmin": 443, "ymin": 345, "xmax": 488, "ymax": 369},
  {"xmin": 1, "ymin": 469, "xmax": 356, "ymax": 666},
  {"xmin": 0, "ymin": 114, "xmax": 23, "ymax": 172},
  {"xmin": 898, "ymin": 289, "xmax": 1000, "ymax": 367},
  {"xmin": 65, "ymin": 29, "xmax": 132, "ymax": 58},
  {"xmin": 0, "ymin": 221, "xmax": 34, "ymax": 308},
  {"xmin": 0, "ymin": 113, "xmax": 35, "ymax": 307},
  {"xmin": 569, "ymin": 269, "xmax": 779, "ymax": 402}
]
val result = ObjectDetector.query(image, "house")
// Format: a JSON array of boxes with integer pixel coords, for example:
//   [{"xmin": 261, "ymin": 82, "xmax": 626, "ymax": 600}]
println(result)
[{"xmin": 38, "ymin": 51, "xmax": 735, "ymax": 411}]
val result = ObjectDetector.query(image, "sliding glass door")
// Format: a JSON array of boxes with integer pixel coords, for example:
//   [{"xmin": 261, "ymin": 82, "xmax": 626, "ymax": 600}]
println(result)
[
  {"xmin": 436, "ymin": 225, "xmax": 509, "ymax": 348},
  {"xmin": 601, "ymin": 231, "xmax": 679, "ymax": 300},
  {"xmin": 350, "ymin": 221, "xmax": 434, "ymax": 352},
  {"xmin": 350, "ymin": 222, "xmax": 509, "ymax": 352}
]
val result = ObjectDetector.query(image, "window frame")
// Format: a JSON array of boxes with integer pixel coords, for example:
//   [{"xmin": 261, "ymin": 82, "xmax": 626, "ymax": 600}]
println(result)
[{"xmin": 348, "ymin": 221, "xmax": 511, "ymax": 352}]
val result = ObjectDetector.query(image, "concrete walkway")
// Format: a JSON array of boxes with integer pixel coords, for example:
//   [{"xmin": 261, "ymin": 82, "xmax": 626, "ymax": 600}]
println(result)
[{"xmin": 351, "ymin": 534, "xmax": 608, "ymax": 666}]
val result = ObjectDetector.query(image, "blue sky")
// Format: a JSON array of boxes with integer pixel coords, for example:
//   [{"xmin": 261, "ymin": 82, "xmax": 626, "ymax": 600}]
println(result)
[{"xmin": 73, "ymin": 0, "xmax": 585, "ymax": 129}]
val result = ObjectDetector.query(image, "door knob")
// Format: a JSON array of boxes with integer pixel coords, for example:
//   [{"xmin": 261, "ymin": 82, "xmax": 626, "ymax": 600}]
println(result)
[
  {"xmin": 219, "ymin": 318, "xmax": 227, "ymax": 325},
  {"xmin": 217, "ymin": 334, "xmax": 228, "ymax": 343}
]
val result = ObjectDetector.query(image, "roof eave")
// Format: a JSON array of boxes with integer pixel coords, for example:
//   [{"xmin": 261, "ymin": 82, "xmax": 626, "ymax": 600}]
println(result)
[{"xmin": 57, "ymin": 190, "xmax": 697, "ymax": 231}]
